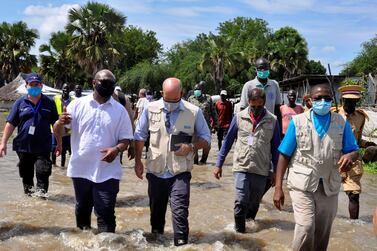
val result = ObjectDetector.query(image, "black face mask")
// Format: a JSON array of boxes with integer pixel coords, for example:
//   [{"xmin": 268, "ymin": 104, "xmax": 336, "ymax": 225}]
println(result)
[
  {"xmin": 95, "ymin": 81, "xmax": 115, "ymax": 99},
  {"xmin": 344, "ymin": 105, "xmax": 356, "ymax": 114},
  {"xmin": 250, "ymin": 106, "xmax": 264, "ymax": 117}
]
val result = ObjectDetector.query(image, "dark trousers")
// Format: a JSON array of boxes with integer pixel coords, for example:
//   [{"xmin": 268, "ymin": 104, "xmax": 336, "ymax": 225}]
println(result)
[
  {"xmin": 217, "ymin": 128, "xmax": 229, "ymax": 150},
  {"xmin": 72, "ymin": 177, "xmax": 119, "ymax": 233},
  {"xmin": 234, "ymin": 172, "xmax": 267, "ymax": 232},
  {"xmin": 17, "ymin": 152, "xmax": 52, "ymax": 195},
  {"xmin": 52, "ymin": 135, "xmax": 71, "ymax": 167},
  {"xmin": 146, "ymin": 172, "xmax": 191, "ymax": 246}
]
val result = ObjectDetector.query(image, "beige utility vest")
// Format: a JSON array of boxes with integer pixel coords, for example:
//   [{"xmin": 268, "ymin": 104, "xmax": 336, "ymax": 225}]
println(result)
[
  {"xmin": 233, "ymin": 108, "xmax": 277, "ymax": 176},
  {"xmin": 146, "ymin": 99, "xmax": 198, "ymax": 175},
  {"xmin": 287, "ymin": 111, "xmax": 346, "ymax": 196}
]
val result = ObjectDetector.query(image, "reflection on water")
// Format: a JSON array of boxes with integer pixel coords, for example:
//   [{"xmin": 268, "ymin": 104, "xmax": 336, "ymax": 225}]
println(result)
[{"xmin": 0, "ymin": 132, "xmax": 376, "ymax": 250}]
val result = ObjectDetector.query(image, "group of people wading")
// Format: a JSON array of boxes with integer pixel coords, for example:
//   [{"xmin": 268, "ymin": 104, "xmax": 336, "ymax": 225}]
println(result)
[{"xmin": 0, "ymin": 57, "xmax": 376, "ymax": 250}]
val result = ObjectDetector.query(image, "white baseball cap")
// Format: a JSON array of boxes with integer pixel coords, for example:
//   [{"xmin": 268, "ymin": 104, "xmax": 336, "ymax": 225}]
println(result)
[{"xmin": 220, "ymin": 90, "xmax": 227, "ymax": 95}]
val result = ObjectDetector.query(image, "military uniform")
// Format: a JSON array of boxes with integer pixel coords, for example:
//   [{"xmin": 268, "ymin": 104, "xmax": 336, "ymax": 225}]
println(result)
[{"xmin": 188, "ymin": 94, "xmax": 217, "ymax": 164}]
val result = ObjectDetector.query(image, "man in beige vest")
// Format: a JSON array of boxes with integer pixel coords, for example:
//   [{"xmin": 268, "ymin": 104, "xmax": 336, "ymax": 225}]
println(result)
[
  {"xmin": 134, "ymin": 77, "xmax": 211, "ymax": 246},
  {"xmin": 273, "ymin": 84, "xmax": 359, "ymax": 251},
  {"xmin": 213, "ymin": 88, "xmax": 281, "ymax": 233}
]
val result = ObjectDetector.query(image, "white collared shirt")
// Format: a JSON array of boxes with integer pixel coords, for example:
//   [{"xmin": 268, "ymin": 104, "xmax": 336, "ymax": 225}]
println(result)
[{"xmin": 66, "ymin": 94, "xmax": 133, "ymax": 183}]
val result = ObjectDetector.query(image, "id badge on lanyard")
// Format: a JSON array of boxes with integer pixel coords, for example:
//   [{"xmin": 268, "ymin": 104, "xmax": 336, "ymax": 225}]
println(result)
[{"xmin": 28, "ymin": 100, "xmax": 42, "ymax": 135}]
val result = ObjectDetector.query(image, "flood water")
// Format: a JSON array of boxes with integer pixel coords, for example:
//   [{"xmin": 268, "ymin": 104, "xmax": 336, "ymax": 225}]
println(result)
[{"xmin": 0, "ymin": 114, "xmax": 376, "ymax": 250}]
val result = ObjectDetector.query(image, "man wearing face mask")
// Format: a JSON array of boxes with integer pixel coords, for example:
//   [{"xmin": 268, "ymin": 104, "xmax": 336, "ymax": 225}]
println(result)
[
  {"xmin": 0, "ymin": 73, "xmax": 59, "ymax": 196},
  {"xmin": 240, "ymin": 57, "xmax": 282, "ymax": 123},
  {"xmin": 188, "ymin": 82, "xmax": 217, "ymax": 164},
  {"xmin": 274, "ymin": 84, "xmax": 359, "ymax": 251},
  {"xmin": 335, "ymin": 85, "xmax": 376, "ymax": 219},
  {"xmin": 52, "ymin": 83, "xmax": 73, "ymax": 167},
  {"xmin": 215, "ymin": 90, "xmax": 233, "ymax": 150},
  {"xmin": 134, "ymin": 77, "xmax": 211, "ymax": 246},
  {"xmin": 53, "ymin": 69, "xmax": 133, "ymax": 233},
  {"xmin": 213, "ymin": 88, "xmax": 281, "ymax": 233}
]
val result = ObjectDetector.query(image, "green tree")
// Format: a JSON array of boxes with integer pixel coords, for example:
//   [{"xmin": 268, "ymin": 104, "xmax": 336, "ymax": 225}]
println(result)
[
  {"xmin": 65, "ymin": 2, "xmax": 126, "ymax": 76},
  {"xmin": 304, "ymin": 60, "xmax": 326, "ymax": 75},
  {"xmin": 199, "ymin": 35, "xmax": 243, "ymax": 94},
  {"xmin": 268, "ymin": 27, "xmax": 309, "ymax": 80},
  {"xmin": 341, "ymin": 35, "xmax": 377, "ymax": 76},
  {"xmin": 0, "ymin": 21, "xmax": 38, "ymax": 82},
  {"xmin": 117, "ymin": 26, "xmax": 162, "ymax": 71},
  {"xmin": 118, "ymin": 61, "xmax": 172, "ymax": 94},
  {"xmin": 39, "ymin": 31, "xmax": 85, "ymax": 88}
]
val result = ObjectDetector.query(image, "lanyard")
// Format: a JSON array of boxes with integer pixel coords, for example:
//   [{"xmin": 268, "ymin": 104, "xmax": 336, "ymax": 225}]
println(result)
[
  {"xmin": 28, "ymin": 99, "xmax": 42, "ymax": 125},
  {"xmin": 250, "ymin": 111, "xmax": 262, "ymax": 133}
]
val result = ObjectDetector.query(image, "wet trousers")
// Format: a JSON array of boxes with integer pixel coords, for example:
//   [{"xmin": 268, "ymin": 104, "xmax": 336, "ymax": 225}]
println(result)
[
  {"xmin": 146, "ymin": 172, "xmax": 191, "ymax": 246},
  {"xmin": 290, "ymin": 182, "xmax": 338, "ymax": 251},
  {"xmin": 217, "ymin": 128, "xmax": 229, "ymax": 150},
  {"xmin": 72, "ymin": 178, "xmax": 119, "ymax": 233},
  {"xmin": 233, "ymin": 172, "xmax": 267, "ymax": 233},
  {"xmin": 17, "ymin": 152, "xmax": 52, "ymax": 195}
]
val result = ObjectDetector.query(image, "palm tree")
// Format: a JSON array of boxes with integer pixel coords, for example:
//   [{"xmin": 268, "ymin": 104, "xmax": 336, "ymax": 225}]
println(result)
[
  {"xmin": 65, "ymin": 2, "xmax": 126, "ymax": 76},
  {"xmin": 199, "ymin": 35, "xmax": 243, "ymax": 93},
  {"xmin": 268, "ymin": 27, "xmax": 308, "ymax": 80},
  {"xmin": 39, "ymin": 31, "xmax": 83, "ymax": 88},
  {"xmin": 0, "ymin": 21, "xmax": 38, "ymax": 82}
]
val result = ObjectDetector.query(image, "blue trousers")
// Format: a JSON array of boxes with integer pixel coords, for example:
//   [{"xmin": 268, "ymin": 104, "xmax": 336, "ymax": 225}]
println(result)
[
  {"xmin": 72, "ymin": 177, "xmax": 119, "ymax": 233},
  {"xmin": 234, "ymin": 172, "xmax": 267, "ymax": 225},
  {"xmin": 146, "ymin": 172, "xmax": 191, "ymax": 246}
]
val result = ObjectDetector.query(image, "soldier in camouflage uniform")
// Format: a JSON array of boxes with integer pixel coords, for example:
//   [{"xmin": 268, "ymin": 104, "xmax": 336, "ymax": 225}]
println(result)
[
  {"xmin": 188, "ymin": 83, "xmax": 218, "ymax": 164},
  {"xmin": 337, "ymin": 85, "xmax": 376, "ymax": 219}
]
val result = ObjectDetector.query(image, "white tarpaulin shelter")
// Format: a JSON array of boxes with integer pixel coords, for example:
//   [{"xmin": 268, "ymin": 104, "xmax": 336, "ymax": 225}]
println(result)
[{"xmin": 16, "ymin": 77, "xmax": 61, "ymax": 96}]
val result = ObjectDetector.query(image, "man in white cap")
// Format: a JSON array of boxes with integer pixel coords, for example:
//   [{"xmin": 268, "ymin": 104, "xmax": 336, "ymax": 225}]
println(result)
[{"xmin": 215, "ymin": 90, "xmax": 233, "ymax": 150}]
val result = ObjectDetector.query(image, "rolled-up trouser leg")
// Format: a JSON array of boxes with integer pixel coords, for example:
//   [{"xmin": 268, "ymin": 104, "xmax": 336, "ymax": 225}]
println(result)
[
  {"xmin": 35, "ymin": 153, "xmax": 52, "ymax": 193},
  {"xmin": 17, "ymin": 152, "xmax": 35, "ymax": 195},
  {"xmin": 146, "ymin": 173, "xmax": 170, "ymax": 234},
  {"xmin": 170, "ymin": 172, "xmax": 191, "ymax": 246},
  {"xmin": 233, "ymin": 172, "xmax": 251, "ymax": 233},
  {"xmin": 72, "ymin": 178, "xmax": 94, "ymax": 229},
  {"xmin": 314, "ymin": 183, "xmax": 338, "ymax": 251},
  {"xmin": 246, "ymin": 173, "xmax": 268, "ymax": 220},
  {"xmin": 289, "ymin": 189, "xmax": 315, "ymax": 251},
  {"xmin": 93, "ymin": 178, "xmax": 119, "ymax": 233}
]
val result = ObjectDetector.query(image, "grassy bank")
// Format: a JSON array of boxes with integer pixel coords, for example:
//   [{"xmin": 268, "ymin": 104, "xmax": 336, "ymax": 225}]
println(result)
[{"xmin": 364, "ymin": 162, "xmax": 377, "ymax": 174}]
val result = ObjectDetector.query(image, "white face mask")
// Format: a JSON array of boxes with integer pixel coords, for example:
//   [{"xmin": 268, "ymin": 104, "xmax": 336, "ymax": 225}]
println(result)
[{"xmin": 163, "ymin": 99, "xmax": 181, "ymax": 112}]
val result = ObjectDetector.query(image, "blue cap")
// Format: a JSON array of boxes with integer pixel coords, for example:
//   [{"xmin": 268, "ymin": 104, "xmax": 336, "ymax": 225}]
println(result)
[{"xmin": 24, "ymin": 73, "xmax": 42, "ymax": 84}]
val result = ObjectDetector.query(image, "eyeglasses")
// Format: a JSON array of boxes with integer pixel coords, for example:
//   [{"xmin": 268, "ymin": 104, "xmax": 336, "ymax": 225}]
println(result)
[
  {"xmin": 312, "ymin": 96, "xmax": 332, "ymax": 102},
  {"xmin": 165, "ymin": 112, "xmax": 171, "ymax": 129}
]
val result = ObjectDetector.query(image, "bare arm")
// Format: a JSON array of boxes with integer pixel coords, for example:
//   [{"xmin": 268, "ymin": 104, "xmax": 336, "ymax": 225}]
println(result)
[
  {"xmin": 273, "ymin": 154, "xmax": 291, "ymax": 210},
  {"xmin": 134, "ymin": 140, "xmax": 145, "ymax": 179},
  {"xmin": 0, "ymin": 122, "xmax": 16, "ymax": 157}
]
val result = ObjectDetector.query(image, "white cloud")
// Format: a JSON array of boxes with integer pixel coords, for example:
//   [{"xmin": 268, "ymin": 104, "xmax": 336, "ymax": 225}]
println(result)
[
  {"xmin": 165, "ymin": 6, "xmax": 237, "ymax": 17},
  {"xmin": 322, "ymin": 46, "xmax": 336, "ymax": 53},
  {"xmin": 243, "ymin": 0, "xmax": 314, "ymax": 14},
  {"xmin": 23, "ymin": 4, "xmax": 80, "ymax": 40}
]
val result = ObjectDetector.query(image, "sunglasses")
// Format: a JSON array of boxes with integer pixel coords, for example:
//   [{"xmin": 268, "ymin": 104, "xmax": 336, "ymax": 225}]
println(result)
[{"xmin": 312, "ymin": 96, "xmax": 332, "ymax": 102}]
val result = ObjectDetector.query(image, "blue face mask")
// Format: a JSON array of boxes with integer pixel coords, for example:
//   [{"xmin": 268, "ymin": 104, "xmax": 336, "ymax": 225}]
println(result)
[
  {"xmin": 27, "ymin": 86, "xmax": 42, "ymax": 97},
  {"xmin": 194, "ymin": 90, "xmax": 202, "ymax": 97},
  {"xmin": 312, "ymin": 99, "xmax": 332, "ymax": 116},
  {"xmin": 257, "ymin": 70, "xmax": 270, "ymax": 79}
]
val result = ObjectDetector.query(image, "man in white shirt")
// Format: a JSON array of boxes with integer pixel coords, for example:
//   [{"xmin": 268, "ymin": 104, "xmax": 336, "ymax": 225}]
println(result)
[
  {"xmin": 134, "ymin": 88, "xmax": 148, "ymax": 125},
  {"xmin": 53, "ymin": 69, "xmax": 133, "ymax": 233}
]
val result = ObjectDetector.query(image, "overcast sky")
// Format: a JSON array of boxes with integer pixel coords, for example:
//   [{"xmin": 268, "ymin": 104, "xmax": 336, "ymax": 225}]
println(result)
[{"xmin": 1, "ymin": 0, "xmax": 377, "ymax": 74}]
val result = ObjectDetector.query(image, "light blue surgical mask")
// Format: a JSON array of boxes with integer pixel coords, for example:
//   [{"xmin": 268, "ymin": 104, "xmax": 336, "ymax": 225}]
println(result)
[
  {"xmin": 312, "ymin": 99, "xmax": 332, "ymax": 116},
  {"xmin": 163, "ymin": 99, "xmax": 181, "ymax": 112},
  {"xmin": 194, "ymin": 90, "xmax": 202, "ymax": 97},
  {"xmin": 27, "ymin": 86, "xmax": 42, "ymax": 97},
  {"xmin": 257, "ymin": 70, "xmax": 270, "ymax": 79}
]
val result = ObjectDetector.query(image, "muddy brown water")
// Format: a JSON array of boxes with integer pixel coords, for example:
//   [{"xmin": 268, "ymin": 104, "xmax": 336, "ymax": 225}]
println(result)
[{"xmin": 0, "ymin": 113, "xmax": 376, "ymax": 250}]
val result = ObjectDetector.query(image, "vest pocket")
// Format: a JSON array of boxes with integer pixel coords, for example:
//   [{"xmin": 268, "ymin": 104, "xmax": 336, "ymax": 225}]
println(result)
[
  {"xmin": 288, "ymin": 165, "xmax": 313, "ymax": 191},
  {"xmin": 149, "ymin": 127, "xmax": 160, "ymax": 147},
  {"xmin": 146, "ymin": 148, "xmax": 164, "ymax": 174}
]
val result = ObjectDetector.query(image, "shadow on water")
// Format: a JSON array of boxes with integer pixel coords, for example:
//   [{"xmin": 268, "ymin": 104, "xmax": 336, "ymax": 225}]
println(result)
[
  {"xmin": 116, "ymin": 195, "xmax": 149, "ymax": 208},
  {"xmin": 47, "ymin": 193, "xmax": 75, "ymax": 205},
  {"xmin": 191, "ymin": 181, "xmax": 222, "ymax": 190},
  {"xmin": 0, "ymin": 221, "xmax": 76, "ymax": 241}
]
